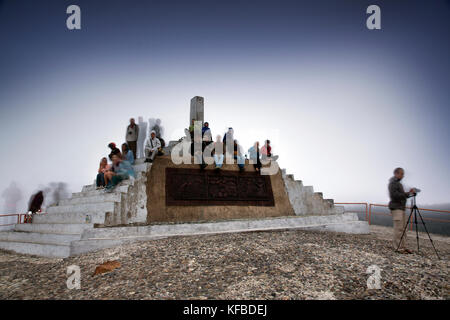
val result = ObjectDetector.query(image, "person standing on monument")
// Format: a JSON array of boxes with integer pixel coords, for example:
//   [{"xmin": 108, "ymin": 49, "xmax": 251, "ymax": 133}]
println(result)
[
  {"xmin": 189, "ymin": 119, "xmax": 195, "ymax": 140},
  {"xmin": 125, "ymin": 118, "xmax": 139, "ymax": 159},
  {"xmin": 137, "ymin": 116, "xmax": 147, "ymax": 159},
  {"xmin": 388, "ymin": 167, "xmax": 415, "ymax": 254},
  {"xmin": 144, "ymin": 130, "xmax": 161, "ymax": 163}
]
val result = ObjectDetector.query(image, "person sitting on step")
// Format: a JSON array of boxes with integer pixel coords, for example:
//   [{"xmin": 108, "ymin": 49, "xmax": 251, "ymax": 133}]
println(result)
[
  {"xmin": 104, "ymin": 154, "xmax": 135, "ymax": 192},
  {"xmin": 234, "ymin": 139, "xmax": 245, "ymax": 172},
  {"xmin": 261, "ymin": 139, "xmax": 279, "ymax": 162},
  {"xmin": 144, "ymin": 130, "xmax": 162, "ymax": 163},
  {"xmin": 107, "ymin": 142, "xmax": 121, "ymax": 161},
  {"xmin": 213, "ymin": 135, "xmax": 224, "ymax": 170},
  {"xmin": 248, "ymin": 141, "xmax": 262, "ymax": 172},
  {"xmin": 96, "ymin": 157, "xmax": 111, "ymax": 189},
  {"xmin": 202, "ymin": 121, "xmax": 212, "ymax": 144},
  {"xmin": 121, "ymin": 143, "xmax": 135, "ymax": 165}
]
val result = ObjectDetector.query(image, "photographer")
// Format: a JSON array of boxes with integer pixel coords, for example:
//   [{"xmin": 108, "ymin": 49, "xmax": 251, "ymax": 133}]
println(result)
[{"xmin": 388, "ymin": 167, "xmax": 416, "ymax": 254}]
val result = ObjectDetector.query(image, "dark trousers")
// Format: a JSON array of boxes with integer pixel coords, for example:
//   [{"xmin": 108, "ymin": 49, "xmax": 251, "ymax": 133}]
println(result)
[
  {"xmin": 127, "ymin": 140, "xmax": 137, "ymax": 159},
  {"xmin": 96, "ymin": 173, "xmax": 105, "ymax": 187}
]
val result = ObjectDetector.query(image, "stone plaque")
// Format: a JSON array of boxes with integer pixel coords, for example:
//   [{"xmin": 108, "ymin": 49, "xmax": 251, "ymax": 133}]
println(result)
[{"xmin": 166, "ymin": 168, "xmax": 275, "ymax": 206}]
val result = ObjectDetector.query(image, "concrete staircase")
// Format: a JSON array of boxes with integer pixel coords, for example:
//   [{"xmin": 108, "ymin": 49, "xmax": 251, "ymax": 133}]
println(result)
[
  {"xmin": 0, "ymin": 155, "xmax": 357, "ymax": 259},
  {"xmin": 0, "ymin": 160, "xmax": 151, "ymax": 258},
  {"xmin": 281, "ymin": 169, "xmax": 344, "ymax": 216}
]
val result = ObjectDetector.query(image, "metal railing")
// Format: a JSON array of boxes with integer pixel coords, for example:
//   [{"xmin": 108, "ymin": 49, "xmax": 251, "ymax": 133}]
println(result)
[
  {"xmin": 0, "ymin": 213, "xmax": 22, "ymax": 226},
  {"xmin": 336, "ymin": 202, "xmax": 450, "ymax": 229}
]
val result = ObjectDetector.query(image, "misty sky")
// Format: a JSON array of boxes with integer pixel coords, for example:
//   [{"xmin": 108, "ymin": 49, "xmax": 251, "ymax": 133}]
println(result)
[{"xmin": 0, "ymin": 0, "xmax": 449, "ymax": 213}]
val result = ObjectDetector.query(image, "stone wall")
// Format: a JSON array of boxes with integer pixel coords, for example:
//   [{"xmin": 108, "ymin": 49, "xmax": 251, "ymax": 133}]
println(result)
[{"xmin": 146, "ymin": 156, "xmax": 295, "ymax": 223}]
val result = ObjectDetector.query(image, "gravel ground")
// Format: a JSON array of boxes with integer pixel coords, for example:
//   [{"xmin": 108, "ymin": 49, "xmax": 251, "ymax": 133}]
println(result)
[{"xmin": 0, "ymin": 225, "xmax": 448, "ymax": 300}]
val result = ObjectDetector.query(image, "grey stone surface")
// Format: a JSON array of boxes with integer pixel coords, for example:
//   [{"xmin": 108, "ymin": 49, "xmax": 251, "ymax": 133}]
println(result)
[{"xmin": 189, "ymin": 96, "xmax": 204, "ymax": 125}]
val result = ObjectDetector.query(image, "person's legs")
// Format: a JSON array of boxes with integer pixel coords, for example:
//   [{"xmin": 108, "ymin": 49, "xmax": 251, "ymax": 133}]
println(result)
[
  {"xmin": 237, "ymin": 155, "xmax": 245, "ymax": 171},
  {"xmin": 127, "ymin": 141, "xmax": 137, "ymax": 159},
  {"xmin": 392, "ymin": 209, "xmax": 407, "ymax": 250},
  {"xmin": 214, "ymin": 154, "xmax": 224, "ymax": 168},
  {"xmin": 96, "ymin": 173, "xmax": 105, "ymax": 187}
]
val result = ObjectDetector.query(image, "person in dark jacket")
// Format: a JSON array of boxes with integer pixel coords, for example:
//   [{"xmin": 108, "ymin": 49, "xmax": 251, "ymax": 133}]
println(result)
[
  {"xmin": 388, "ymin": 167, "xmax": 416, "ymax": 254},
  {"xmin": 26, "ymin": 191, "xmax": 44, "ymax": 223},
  {"xmin": 108, "ymin": 142, "xmax": 121, "ymax": 161}
]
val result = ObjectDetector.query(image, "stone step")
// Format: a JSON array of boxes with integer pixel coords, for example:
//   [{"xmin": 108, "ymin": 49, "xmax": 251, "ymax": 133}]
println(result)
[
  {"xmin": 133, "ymin": 163, "xmax": 151, "ymax": 173},
  {"xmin": 72, "ymin": 185, "xmax": 129, "ymax": 198},
  {"xmin": 60, "ymin": 192, "xmax": 121, "ymax": 206},
  {"xmin": 0, "ymin": 240, "xmax": 71, "ymax": 258},
  {"xmin": 47, "ymin": 201, "xmax": 117, "ymax": 215},
  {"xmin": 0, "ymin": 231, "xmax": 81, "ymax": 245},
  {"xmin": 15, "ymin": 223, "xmax": 93, "ymax": 235},
  {"xmin": 82, "ymin": 178, "xmax": 134, "ymax": 193},
  {"xmin": 33, "ymin": 211, "xmax": 106, "ymax": 224}
]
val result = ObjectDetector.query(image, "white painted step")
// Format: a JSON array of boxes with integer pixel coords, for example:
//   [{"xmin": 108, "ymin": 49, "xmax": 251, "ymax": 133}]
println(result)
[
  {"xmin": 0, "ymin": 240, "xmax": 70, "ymax": 258},
  {"xmin": 60, "ymin": 192, "xmax": 121, "ymax": 206},
  {"xmin": 71, "ymin": 185, "xmax": 129, "ymax": 198},
  {"xmin": 47, "ymin": 201, "xmax": 117, "ymax": 215},
  {"xmin": 0, "ymin": 231, "xmax": 81, "ymax": 245},
  {"xmin": 82, "ymin": 179, "xmax": 134, "ymax": 193},
  {"xmin": 15, "ymin": 223, "xmax": 93, "ymax": 235},
  {"xmin": 33, "ymin": 211, "xmax": 107, "ymax": 224}
]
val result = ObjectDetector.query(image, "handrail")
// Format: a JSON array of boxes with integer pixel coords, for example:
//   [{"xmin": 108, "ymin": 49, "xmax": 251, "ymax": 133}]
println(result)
[
  {"xmin": 335, "ymin": 203, "xmax": 368, "ymax": 221},
  {"xmin": 0, "ymin": 213, "xmax": 21, "ymax": 226},
  {"xmin": 337, "ymin": 202, "xmax": 450, "ymax": 229}
]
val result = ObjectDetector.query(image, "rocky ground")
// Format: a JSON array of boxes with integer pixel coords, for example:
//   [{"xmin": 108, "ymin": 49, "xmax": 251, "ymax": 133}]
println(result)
[{"xmin": 0, "ymin": 225, "xmax": 448, "ymax": 300}]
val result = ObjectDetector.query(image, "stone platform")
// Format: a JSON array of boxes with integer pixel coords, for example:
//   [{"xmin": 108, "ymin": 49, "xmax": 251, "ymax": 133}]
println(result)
[{"xmin": 0, "ymin": 155, "xmax": 368, "ymax": 258}]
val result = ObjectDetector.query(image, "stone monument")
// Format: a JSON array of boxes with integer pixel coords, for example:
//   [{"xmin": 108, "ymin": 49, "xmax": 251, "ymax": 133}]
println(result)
[{"xmin": 189, "ymin": 96, "xmax": 204, "ymax": 125}]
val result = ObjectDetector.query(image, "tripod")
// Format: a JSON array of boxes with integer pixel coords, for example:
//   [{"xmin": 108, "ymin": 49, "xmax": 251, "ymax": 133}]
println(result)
[{"xmin": 397, "ymin": 194, "xmax": 440, "ymax": 259}]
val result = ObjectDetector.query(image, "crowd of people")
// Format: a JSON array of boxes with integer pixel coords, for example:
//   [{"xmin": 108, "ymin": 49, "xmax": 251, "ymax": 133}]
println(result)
[
  {"xmin": 187, "ymin": 119, "xmax": 276, "ymax": 172},
  {"xmin": 95, "ymin": 118, "xmax": 277, "ymax": 192},
  {"xmin": 95, "ymin": 118, "xmax": 166, "ymax": 192}
]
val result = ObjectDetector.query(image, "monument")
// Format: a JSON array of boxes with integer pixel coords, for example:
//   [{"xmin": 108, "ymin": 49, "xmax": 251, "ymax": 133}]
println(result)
[
  {"xmin": 0, "ymin": 96, "xmax": 369, "ymax": 258},
  {"xmin": 189, "ymin": 96, "xmax": 204, "ymax": 125}
]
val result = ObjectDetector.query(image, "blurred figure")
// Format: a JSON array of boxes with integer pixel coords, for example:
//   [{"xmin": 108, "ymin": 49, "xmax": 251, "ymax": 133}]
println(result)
[
  {"xmin": 213, "ymin": 135, "xmax": 224, "ymax": 170},
  {"xmin": 234, "ymin": 140, "xmax": 245, "ymax": 172},
  {"xmin": 223, "ymin": 127, "xmax": 234, "ymax": 158},
  {"xmin": 261, "ymin": 140, "xmax": 272, "ymax": 159},
  {"xmin": 151, "ymin": 118, "xmax": 165, "ymax": 148},
  {"xmin": 388, "ymin": 167, "xmax": 415, "ymax": 254},
  {"xmin": 189, "ymin": 119, "xmax": 195, "ymax": 139},
  {"xmin": 108, "ymin": 142, "xmax": 121, "ymax": 161},
  {"xmin": 125, "ymin": 118, "xmax": 139, "ymax": 159},
  {"xmin": 104, "ymin": 154, "xmax": 135, "ymax": 192},
  {"xmin": 48, "ymin": 182, "xmax": 69, "ymax": 206},
  {"xmin": 28, "ymin": 191, "xmax": 44, "ymax": 214},
  {"xmin": 1, "ymin": 181, "xmax": 22, "ymax": 213},
  {"xmin": 137, "ymin": 116, "xmax": 147, "ymax": 159},
  {"xmin": 122, "ymin": 143, "xmax": 135, "ymax": 165},
  {"xmin": 248, "ymin": 141, "xmax": 262, "ymax": 172}
]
